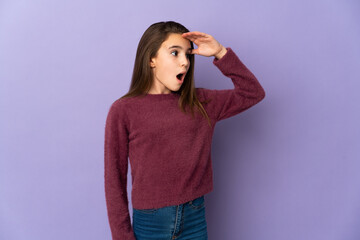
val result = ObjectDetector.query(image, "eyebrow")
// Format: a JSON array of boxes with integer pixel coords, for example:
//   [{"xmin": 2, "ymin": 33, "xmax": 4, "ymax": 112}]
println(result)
[{"xmin": 168, "ymin": 45, "xmax": 192, "ymax": 52}]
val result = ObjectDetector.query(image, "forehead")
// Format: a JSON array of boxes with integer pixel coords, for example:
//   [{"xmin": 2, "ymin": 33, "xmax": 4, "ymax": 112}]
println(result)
[{"xmin": 161, "ymin": 33, "xmax": 191, "ymax": 49}]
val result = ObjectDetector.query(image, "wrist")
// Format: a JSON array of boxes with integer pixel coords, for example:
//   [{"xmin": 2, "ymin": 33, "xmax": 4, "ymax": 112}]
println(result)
[{"xmin": 214, "ymin": 46, "xmax": 227, "ymax": 60}]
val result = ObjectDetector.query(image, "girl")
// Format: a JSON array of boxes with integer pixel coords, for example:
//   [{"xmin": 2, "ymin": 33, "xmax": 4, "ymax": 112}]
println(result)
[{"xmin": 104, "ymin": 21, "xmax": 265, "ymax": 240}]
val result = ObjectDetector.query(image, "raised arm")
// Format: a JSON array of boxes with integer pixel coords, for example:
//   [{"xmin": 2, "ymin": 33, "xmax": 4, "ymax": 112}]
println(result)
[
  {"xmin": 208, "ymin": 47, "xmax": 265, "ymax": 122},
  {"xmin": 182, "ymin": 31, "xmax": 265, "ymax": 122}
]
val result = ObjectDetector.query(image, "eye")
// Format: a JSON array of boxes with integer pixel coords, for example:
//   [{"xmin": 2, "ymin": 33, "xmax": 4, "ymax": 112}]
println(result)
[
  {"xmin": 186, "ymin": 53, "xmax": 191, "ymax": 59},
  {"xmin": 171, "ymin": 50, "xmax": 178, "ymax": 56}
]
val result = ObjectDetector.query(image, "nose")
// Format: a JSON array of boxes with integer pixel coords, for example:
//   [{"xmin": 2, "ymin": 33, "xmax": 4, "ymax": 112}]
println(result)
[{"xmin": 180, "ymin": 54, "xmax": 189, "ymax": 68}]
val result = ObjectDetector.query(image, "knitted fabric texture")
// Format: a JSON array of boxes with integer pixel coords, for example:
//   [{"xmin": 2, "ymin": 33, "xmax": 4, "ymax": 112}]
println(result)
[{"xmin": 104, "ymin": 47, "xmax": 265, "ymax": 240}]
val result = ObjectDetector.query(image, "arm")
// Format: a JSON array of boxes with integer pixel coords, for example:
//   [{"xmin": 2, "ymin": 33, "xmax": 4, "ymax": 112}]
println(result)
[
  {"xmin": 104, "ymin": 101, "xmax": 136, "ymax": 240},
  {"xmin": 182, "ymin": 31, "xmax": 265, "ymax": 122},
  {"xmin": 208, "ymin": 47, "xmax": 265, "ymax": 122}
]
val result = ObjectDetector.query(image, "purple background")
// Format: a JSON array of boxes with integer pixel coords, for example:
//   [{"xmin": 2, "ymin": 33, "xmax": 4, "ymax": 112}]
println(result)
[{"xmin": 1, "ymin": 0, "xmax": 359, "ymax": 239}]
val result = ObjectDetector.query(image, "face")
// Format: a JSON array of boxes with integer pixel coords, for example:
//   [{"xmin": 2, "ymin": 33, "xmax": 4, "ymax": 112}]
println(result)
[{"xmin": 149, "ymin": 33, "xmax": 192, "ymax": 94}]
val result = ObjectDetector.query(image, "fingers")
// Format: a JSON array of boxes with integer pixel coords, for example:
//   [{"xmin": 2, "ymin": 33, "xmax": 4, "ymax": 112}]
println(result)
[
  {"xmin": 182, "ymin": 31, "xmax": 210, "ymax": 41},
  {"xmin": 182, "ymin": 31, "xmax": 207, "ymax": 37},
  {"xmin": 182, "ymin": 31, "xmax": 219, "ymax": 56},
  {"xmin": 191, "ymin": 48, "xmax": 200, "ymax": 55}
]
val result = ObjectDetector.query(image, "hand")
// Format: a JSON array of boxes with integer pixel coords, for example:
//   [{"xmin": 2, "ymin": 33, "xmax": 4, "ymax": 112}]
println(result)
[{"xmin": 182, "ymin": 31, "xmax": 227, "ymax": 59}]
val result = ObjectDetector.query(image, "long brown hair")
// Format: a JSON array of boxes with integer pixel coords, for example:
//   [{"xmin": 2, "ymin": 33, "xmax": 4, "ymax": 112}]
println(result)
[{"xmin": 120, "ymin": 21, "xmax": 212, "ymax": 127}]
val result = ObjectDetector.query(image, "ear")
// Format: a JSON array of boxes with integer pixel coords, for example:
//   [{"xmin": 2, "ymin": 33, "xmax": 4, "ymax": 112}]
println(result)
[{"xmin": 150, "ymin": 58, "xmax": 156, "ymax": 68}]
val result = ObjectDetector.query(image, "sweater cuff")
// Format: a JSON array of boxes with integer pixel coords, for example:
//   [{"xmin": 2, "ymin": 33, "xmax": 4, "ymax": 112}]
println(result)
[{"xmin": 213, "ymin": 47, "xmax": 232, "ymax": 64}]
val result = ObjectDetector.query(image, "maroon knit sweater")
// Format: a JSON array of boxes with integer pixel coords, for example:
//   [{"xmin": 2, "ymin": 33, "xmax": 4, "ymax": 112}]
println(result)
[{"xmin": 104, "ymin": 47, "xmax": 265, "ymax": 240}]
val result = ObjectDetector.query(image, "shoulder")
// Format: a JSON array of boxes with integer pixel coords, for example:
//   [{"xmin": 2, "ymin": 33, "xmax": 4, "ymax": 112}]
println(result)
[
  {"xmin": 196, "ymin": 87, "xmax": 218, "ymax": 101},
  {"xmin": 110, "ymin": 96, "xmax": 132, "ymax": 110},
  {"xmin": 106, "ymin": 97, "xmax": 132, "ymax": 124},
  {"xmin": 110, "ymin": 93, "xmax": 140, "ymax": 111},
  {"xmin": 196, "ymin": 87, "xmax": 208, "ymax": 97}
]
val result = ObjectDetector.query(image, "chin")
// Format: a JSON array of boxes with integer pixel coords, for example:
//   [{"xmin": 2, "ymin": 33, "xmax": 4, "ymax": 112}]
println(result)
[{"xmin": 169, "ymin": 85, "xmax": 181, "ymax": 92}]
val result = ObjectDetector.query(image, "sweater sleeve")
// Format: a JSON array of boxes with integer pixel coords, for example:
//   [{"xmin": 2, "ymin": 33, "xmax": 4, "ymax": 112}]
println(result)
[
  {"xmin": 200, "ymin": 47, "xmax": 265, "ymax": 122},
  {"xmin": 104, "ymin": 100, "xmax": 136, "ymax": 240}
]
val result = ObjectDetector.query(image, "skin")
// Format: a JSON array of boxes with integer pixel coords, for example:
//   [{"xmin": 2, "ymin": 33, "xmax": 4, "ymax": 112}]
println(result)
[{"xmin": 148, "ymin": 31, "xmax": 228, "ymax": 94}]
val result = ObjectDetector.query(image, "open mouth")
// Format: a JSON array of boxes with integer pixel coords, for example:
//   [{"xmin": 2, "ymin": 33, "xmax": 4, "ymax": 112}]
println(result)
[
  {"xmin": 176, "ymin": 73, "xmax": 183, "ymax": 80},
  {"xmin": 176, "ymin": 72, "xmax": 186, "ymax": 82}
]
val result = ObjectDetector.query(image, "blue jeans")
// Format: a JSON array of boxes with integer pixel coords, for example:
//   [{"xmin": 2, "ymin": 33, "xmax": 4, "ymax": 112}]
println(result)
[{"xmin": 132, "ymin": 195, "xmax": 208, "ymax": 240}]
